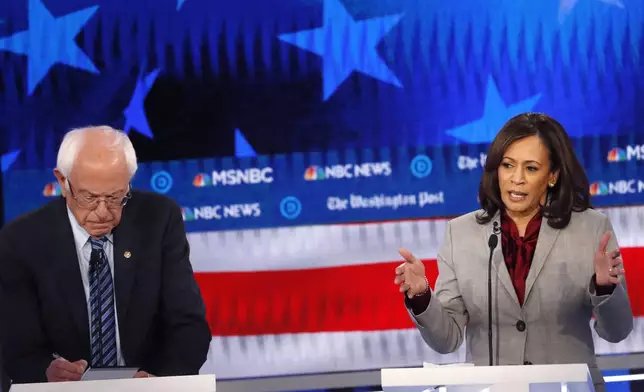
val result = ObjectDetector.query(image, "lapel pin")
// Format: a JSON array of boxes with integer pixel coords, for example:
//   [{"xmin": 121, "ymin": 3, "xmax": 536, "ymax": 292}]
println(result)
[{"xmin": 124, "ymin": 251, "xmax": 131, "ymax": 259}]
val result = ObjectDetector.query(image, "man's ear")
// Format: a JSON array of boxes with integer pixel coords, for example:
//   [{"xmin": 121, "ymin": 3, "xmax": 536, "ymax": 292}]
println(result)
[{"xmin": 53, "ymin": 168, "xmax": 68, "ymax": 197}]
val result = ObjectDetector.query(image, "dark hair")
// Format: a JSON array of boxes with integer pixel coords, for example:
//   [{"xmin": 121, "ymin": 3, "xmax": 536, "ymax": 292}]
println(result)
[{"xmin": 476, "ymin": 112, "xmax": 590, "ymax": 229}]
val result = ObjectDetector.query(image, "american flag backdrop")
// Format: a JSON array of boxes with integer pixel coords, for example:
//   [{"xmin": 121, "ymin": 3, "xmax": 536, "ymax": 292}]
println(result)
[{"xmin": 0, "ymin": 0, "xmax": 643, "ymax": 386}]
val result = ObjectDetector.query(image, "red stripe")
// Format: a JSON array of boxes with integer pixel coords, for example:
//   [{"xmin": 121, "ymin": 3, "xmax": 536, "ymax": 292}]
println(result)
[{"xmin": 195, "ymin": 248, "xmax": 644, "ymax": 336}]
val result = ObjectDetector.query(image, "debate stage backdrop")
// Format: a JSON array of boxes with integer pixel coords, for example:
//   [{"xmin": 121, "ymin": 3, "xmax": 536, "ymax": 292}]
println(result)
[{"xmin": 1, "ymin": 0, "xmax": 644, "ymax": 389}]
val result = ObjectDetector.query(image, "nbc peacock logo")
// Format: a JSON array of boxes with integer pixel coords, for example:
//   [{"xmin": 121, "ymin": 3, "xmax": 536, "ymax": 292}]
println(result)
[
  {"xmin": 181, "ymin": 207, "xmax": 195, "ymax": 221},
  {"xmin": 589, "ymin": 182, "xmax": 609, "ymax": 196},
  {"xmin": 304, "ymin": 165, "xmax": 325, "ymax": 181},
  {"xmin": 43, "ymin": 182, "xmax": 62, "ymax": 197},
  {"xmin": 193, "ymin": 173, "xmax": 212, "ymax": 187},
  {"xmin": 607, "ymin": 148, "xmax": 627, "ymax": 162}
]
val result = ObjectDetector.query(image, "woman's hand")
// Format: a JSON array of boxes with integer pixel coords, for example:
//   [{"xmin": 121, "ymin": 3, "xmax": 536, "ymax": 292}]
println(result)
[
  {"xmin": 594, "ymin": 232, "xmax": 625, "ymax": 287},
  {"xmin": 394, "ymin": 248, "xmax": 429, "ymax": 298}
]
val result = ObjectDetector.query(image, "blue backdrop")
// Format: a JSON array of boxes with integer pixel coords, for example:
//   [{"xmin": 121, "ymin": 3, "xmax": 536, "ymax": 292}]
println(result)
[{"xmin": 0, "ymin": 0, "xmax": 640, "ymax": 171}]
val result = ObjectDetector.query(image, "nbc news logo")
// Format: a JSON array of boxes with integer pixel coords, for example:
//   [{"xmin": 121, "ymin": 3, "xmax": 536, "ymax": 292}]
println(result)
[{"xmin": 590, "ymin": 180, "xmax": 644, "ymax": 196}]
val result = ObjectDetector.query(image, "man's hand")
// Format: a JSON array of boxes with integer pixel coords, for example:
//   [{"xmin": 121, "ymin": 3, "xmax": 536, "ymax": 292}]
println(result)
[
  {"xmin": 46, "ymin": 358, "xmax": 87, "ymax": 382},
  {"xmin": 134, "ymin": 371, "xmax": 154, "ymax": 378}
]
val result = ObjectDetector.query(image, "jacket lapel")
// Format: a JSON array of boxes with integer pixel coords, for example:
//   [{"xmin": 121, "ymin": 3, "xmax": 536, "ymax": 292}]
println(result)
[
  {"xmin": 524, "ymin": 216, "xmax": 560, "ymax": 303},
  {"xmin": 485, "ymin": 214, "xmax": 521, "ymax": 308},
  {"xmin": 112, "ymin": 205, "xmax": 137, "ymax": 344},
  {"xmin": 52, "ymin": 199, "xmax": 90, "ymax": 354}
]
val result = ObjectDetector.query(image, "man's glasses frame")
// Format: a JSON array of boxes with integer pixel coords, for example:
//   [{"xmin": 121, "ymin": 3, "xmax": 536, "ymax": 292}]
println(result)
[{"xmin": 66, "ymin": 181, "xmax": 132, "ymax": 210}]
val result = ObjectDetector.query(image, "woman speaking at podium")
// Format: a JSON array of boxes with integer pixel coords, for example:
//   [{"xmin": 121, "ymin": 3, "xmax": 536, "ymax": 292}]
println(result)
[{"xmin": 394, "ymin": 113, "xmax": 633, "ymax": 391}]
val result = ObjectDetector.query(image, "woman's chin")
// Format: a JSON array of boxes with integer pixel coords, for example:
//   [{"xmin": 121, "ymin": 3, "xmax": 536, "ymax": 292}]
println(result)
[{"xmin": 503, "ymin": 200, "xmax": 538, "ymax": 215}]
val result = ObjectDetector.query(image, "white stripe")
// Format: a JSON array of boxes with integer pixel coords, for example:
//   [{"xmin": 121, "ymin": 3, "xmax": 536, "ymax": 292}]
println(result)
[
  {"xmin": 201, "ymin": 328, "xmax": 464, "ymax": 379},
  {"xmin": 188, "ymin": 205, "xmax": 644, "ymax": 273},
  {"xmin": 187, "ymin": 218, "xmax": 446, "ymax": 273},
  {"xmin": 605, "ymin": 374, "xmax": 644, "ymax": 382},
  {"xmin": 199, "ymin": 317, "xmax": 644, "ymax": 379}
]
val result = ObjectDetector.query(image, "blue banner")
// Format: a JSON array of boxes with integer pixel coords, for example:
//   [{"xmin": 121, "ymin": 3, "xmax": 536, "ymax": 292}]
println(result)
[{"xmin": 4, "ymin": 136, "xmax": 644, "ymax": 232}]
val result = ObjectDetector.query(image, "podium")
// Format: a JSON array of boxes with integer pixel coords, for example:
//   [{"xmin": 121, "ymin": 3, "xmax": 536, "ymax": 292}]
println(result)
[
  {"xmin": 8, "ymin": 374, "xmax": 216, "ymax": 392},
  {"xmin": 381, "ymin": 364, "xmax": 595, "ymax": 392}
]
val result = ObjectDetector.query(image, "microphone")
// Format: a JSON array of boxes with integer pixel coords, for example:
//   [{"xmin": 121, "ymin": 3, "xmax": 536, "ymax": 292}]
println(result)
[{"xmin": 487, "ymin": 223, "xmax": 499, "ymax": 367}]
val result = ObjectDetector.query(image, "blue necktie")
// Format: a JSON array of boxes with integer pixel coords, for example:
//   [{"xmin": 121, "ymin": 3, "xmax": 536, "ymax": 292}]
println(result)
[{"xmin": 88, "ymin": 237, "xmax": 117, "ymax": 367}]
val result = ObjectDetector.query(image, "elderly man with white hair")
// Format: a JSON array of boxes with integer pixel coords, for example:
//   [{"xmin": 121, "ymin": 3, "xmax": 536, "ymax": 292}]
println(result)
[{"xmin": 0, "ymin": 126, "xmax": 211, "ymax": 383}]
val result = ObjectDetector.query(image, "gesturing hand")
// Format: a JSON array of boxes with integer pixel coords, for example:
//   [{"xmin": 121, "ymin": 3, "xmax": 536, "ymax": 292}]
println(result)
[
  {"xmin": 594, "ymin": 231, "xmax": 625, "ymax": 287},
  {"xmin": 394, "ymin": 248, "xmax": 428, "ymax": 298}
]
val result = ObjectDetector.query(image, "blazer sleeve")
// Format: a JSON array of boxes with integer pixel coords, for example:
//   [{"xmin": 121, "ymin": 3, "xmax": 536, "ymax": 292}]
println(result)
[
  {"xmin": 0, "ymin": 228, "xmax": 51, "ymax": 383},
  {"xmin": 588, "ymin": 214, "xmax": 633, "ymax": 343},
  {"xmin": 146, "ymin": 201, "xmax": 212, "ymax": 376},
  {"xmin": 406, "ymin": 221, "xmax": 469, "ymax": 354}
]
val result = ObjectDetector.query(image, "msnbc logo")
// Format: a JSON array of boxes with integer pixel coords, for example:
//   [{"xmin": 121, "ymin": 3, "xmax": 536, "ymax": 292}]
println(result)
[
  {"xmin": 193, "ymin": 173, "xmax": 212, "ymax": 187},
  {"xmin": 193, "ymin": 168, "xmax": 273, "ymax": 187},
  {"xmin": 607, "ymin": 148, "xmax": 627, "ymax": 162},
  {"xmin": 43, "ymin": 182, "xmax": 62, "ymax": 197},
  {"xmin": 607, "ymin": 145, "xmax": 644, "ymax": 162}
]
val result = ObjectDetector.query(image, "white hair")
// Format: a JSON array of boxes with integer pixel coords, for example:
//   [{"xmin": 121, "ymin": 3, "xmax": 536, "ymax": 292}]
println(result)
[{"xmin": 56, "ymin": 125, "xmax": 138, "ymax": 179}]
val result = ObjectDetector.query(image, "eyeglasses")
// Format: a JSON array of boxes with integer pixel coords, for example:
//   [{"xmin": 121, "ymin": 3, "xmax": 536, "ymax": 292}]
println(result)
[{"xmin": 67, "ymin": 181, "xmax": 132, "ymax": 210}]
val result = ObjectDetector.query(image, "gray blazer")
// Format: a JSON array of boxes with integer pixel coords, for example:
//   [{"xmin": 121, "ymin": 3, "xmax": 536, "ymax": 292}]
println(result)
[{"xmin": 408, "ymin": 208, "xmax": 633, "ymax": 390}]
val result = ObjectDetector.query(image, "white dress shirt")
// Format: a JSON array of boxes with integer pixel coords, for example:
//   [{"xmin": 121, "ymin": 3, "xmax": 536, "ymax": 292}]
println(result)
[{"xmin": 66, "ymin": 207, "xmax": 125, "ymax": 366}]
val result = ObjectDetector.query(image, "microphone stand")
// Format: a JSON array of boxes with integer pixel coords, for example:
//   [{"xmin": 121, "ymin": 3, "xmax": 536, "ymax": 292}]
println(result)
[{"xmin": 487, "ymin": 222, "xmax": 500, "ymax": 366}]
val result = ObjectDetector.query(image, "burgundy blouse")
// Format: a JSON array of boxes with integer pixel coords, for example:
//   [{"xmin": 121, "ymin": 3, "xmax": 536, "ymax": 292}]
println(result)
[{"xmin": 501, "ymin": 211, "xmax": 542, "ymax": 306}]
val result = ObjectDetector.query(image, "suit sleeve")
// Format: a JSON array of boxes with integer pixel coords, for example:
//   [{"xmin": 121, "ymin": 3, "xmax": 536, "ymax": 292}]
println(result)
[
  {"xmin": 588, "ymin": 214, "xmax": 633, "ymax": 343},
  {"xmin": 405, "ymin": 221, "xmax": 469, "ymax": 354},
  {"xmin": 151, "ymin": 201, "xmax": 212, "ymax": 376},
  {"xmin": 0, "ymin": 228, "xmax": 51, "ymax": 383}
]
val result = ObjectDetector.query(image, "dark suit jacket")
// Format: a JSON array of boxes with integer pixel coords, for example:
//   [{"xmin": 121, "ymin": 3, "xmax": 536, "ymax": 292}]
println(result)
[
  {"xmin": 0, "ymin": 342, "xmax": 10, "ymax": 391},
  {"xmin": 0, "ymin": 191, "xmax": 212, "ymax": 383}
]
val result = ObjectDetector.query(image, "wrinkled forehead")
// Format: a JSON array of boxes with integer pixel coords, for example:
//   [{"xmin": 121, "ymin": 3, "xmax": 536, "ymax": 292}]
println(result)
[{"xmin": 69, "ymin": 159, "xmax": 130, "ymax": 195}]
